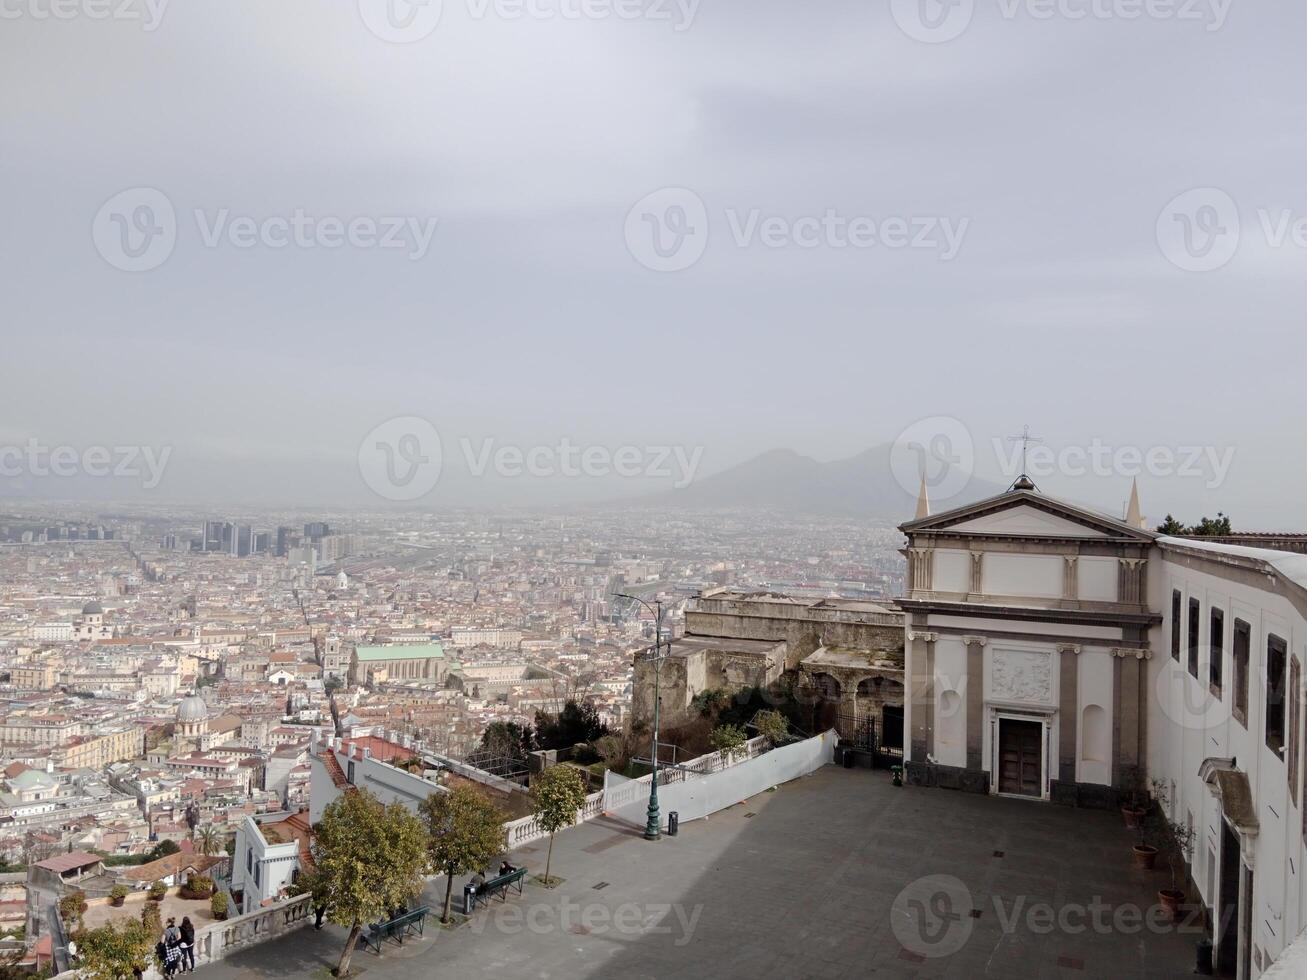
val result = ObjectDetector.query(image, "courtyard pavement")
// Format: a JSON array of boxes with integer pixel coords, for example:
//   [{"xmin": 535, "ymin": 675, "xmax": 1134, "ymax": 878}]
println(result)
[{"xmin": 199, "ymin": 766, "xmax": 1200, "ymax": 979}]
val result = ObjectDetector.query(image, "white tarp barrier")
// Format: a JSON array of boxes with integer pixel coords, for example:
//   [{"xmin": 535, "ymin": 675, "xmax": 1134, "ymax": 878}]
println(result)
[{"xmin": 603, "ymin": 730, "xmax": 837, "ymax": 829}]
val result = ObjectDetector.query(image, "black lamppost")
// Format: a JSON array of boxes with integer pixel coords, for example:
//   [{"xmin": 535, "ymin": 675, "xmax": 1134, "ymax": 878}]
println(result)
[{"xmin": 615, "ymin": 593, "xmax": 666, "ymax": 840}]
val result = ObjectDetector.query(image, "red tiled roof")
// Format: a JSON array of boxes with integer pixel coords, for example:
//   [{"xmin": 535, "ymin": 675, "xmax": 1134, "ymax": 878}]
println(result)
[
  {"xmin": 33, "ymin": 851, "xmax": 102, "ymax": 873},
  {"xmin": 320, "ymin": 751, "xmax": 349, "ymax": 789},
  {"xmin": 340, "ymin": 736, "xmax": 410, "ymax": 763}
]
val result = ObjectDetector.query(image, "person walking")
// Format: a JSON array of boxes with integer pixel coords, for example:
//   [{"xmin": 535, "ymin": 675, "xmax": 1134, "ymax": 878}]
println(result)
[{"xmin": 178, "ymin": 916, "xmax": 195, "ymax": 973}]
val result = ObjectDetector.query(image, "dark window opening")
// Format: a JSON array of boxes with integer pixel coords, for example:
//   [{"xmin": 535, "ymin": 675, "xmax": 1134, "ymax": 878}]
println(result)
[
  {"xmin": 1267, "ymin": 634, "xmax": 1287, "ymax": 758},
  {"xmin": 1233, "ymin": 620, "xmax": 1251, "ymax": 727},
  {"xmin": 1171, "ymin": 590, "xmax": 1182, "ymax": 661},
  {"xmin": 1188, "ymin": 597, "xmax": 1201, "ymax": 678},
  {"xmin": 1209, "ymin": 608, "xmax": 1224, "ymax": 695}
]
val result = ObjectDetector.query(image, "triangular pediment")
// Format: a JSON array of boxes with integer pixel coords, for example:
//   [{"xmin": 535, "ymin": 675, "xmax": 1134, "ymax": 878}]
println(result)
[{"xmin": 901, "ymin": 489, "xmax": 1155, "ymax": 541}]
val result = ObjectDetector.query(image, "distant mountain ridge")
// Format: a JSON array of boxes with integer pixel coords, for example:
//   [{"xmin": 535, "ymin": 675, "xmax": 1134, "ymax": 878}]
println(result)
[{"xmin": 639, "ymin": 444, "xmax": 1002, "ymax": 519}]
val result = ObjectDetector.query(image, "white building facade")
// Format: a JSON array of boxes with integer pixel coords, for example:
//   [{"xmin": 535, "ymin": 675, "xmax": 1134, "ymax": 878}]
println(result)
[{"xmin": 899, "ymin": 481, "xmax": 1307, "ymax": 978}]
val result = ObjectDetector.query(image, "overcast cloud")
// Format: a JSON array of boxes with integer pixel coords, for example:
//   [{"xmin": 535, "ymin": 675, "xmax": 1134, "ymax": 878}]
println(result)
[{"xmin": 2, "ymin": 1, "xmax": 1304, "ymax": 523}]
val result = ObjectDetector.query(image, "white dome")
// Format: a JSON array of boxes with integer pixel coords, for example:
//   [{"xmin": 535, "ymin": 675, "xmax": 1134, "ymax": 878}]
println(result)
[{"xmin": 177, "ymin": 695, "xmax": 209, "ymax": 724}]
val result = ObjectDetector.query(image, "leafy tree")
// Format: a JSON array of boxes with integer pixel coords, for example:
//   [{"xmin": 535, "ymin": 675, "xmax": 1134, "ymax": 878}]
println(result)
[
  {"xmin": 710, "ymin": 724, "xmax": 747, "ymax": 757},
  {"xmin": 534, "ymin": 700, "xmax": 609, "ymax": 751},
  {"xmin": 752, "ymin": 710, "xmax": 791, "ymax": 746},
  {"xmin": 289, "ymin": 866, "xmax": 330, "ymax": 928},
  {"xmin": 145, "ymin": 839, "xmax": 180, "ymax": 862},
  {"xmin": 194, "ymin": 825, "xmax": 221, "ymax": 857},
  {"xmin": 530, "ymin": 766, "xmax": 587, "ymax": 885},
  {"xmin": 1192, "ymin": 513, "xmax": 1233, "ymax": 536},
  {"xmin": 419, "ymin": 786, "xmax": 507, "ymax": 923},
  {"xmin": 74, "ymin": 919, "xmax": 155, "ymax": 980},
  {"xmin": 312, "ymin": 788, "xmax": 429, "ymax": 976},
  {"xmin": 1156, "ymin": 513, "xmax": 1232, "ymax": 536},
  {"xmin": 479, "ymin": 722, "xmax": 534, "ymax": 762},
  {"xmin": 210, "ymin": 891, "xmax": 229, "ymax": 920}
]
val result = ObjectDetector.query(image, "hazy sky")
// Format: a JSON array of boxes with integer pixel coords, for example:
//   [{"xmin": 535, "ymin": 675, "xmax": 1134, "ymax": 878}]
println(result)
[{"xmin": 3, "ymin": 1, "xmax": 1305, "ymax": 523}]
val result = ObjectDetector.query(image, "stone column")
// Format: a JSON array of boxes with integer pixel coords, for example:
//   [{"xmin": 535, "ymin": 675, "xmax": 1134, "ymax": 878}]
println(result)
[
  {"xmin": 1062, "ymin": 557, "xmax": 1078, "ymax": 600},
  {"xmin": 1113, "ymin": 647, "xmax": 1149, "ymax": 789},
  {"xmin": 1057, "ymin": 645, "xmax": 1080, "ymax": 784},
  {"xmin": 969, "ymin": 551, "xmax": 984, "ymax": 597},
  {"xmin": 908, "ymin": 631, "xmax": 938, "ymax": 761},
  {"xmin": 962, "ymin": 635, "xmax": 986, "ymax": 771}
]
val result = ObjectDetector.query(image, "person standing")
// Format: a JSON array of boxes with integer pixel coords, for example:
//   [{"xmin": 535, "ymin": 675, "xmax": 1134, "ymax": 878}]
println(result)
[{"xmin": 178, "ymin": 916, "xmax": 195, "ymax": 973}]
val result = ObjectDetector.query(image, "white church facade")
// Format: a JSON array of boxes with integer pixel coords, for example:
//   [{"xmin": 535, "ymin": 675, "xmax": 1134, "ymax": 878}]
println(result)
[{"xmin": 899, "ymin": 479, "xmax": 1306, "ymax": 979}]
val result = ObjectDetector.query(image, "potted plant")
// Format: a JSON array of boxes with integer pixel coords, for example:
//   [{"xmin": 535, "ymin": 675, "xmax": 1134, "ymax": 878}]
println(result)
[
  {"xmin": 1130, "ymin": 781, "xmax": 1165, "ymax": 870},
  {"xmin": 211, "ymin": 891, "xmax": 229, "ymax": 921},
  {"xmin": 109, "ymin": 884, "xmax": 129, "ymax": 908},
  {"xmin": 1159, "ymin": 817, "xmax": 1196, "ymax": 921},
  {"xmin": 1120, "ymin": 771, "xmax": 1147, "ymax": 829},
  {"xmin": 148, "ymin": 879, "xmax": 167, "ymax": 902}
]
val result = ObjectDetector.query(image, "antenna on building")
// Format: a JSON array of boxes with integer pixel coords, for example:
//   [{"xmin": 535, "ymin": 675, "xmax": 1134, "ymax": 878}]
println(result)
[{"xmin": 1006, "ymin": 425, "xmax": 1043, "ymax": 492}]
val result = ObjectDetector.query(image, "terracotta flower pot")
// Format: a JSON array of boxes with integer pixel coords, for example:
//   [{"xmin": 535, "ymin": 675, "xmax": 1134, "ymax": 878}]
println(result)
[
  {"xmin": 1122, "ymin": 806, "xmax": 1146, "ymax": 829},
  {"xmin": 1158, "ymin": 888, "xmax": 1184, "ymax": 921},
  {"xmin": 1132, "ymin": 844, "xmax": 1158, "ymax": 870}
]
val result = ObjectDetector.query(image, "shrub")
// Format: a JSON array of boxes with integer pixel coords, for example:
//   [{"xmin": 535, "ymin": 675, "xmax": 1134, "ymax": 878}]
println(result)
[
  {"xmin": 140, "ymin": 900, "xmax": 162, "ymax": 935},
  {"xmin": 179, "ymin": 874, "xmax": 213, "ymax": 900},
  {"xmin": 210, "ymin": 891, "xmax": 229, "ymax": 920},
  {"xmin": 109, "ymin": 884, "xmax": 129, "ymax": 906},
  {"xmin": 58, "ymin": 890, "xmax": 88, "ymax": 927},
  {"xmin": 753, "ymin": 710, "xmax": 791, "ymax": 746},
  {"xmin": 709, "ymin": 724, "xmax": 747, "ymax": 756},
  {"xmin": 147, "ymin": 880, "xmax": 167, "ymax": 901}
]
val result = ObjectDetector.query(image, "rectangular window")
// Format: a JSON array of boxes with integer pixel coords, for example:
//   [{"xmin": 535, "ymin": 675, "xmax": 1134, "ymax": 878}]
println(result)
[
  {"xmin": 1267, "ymin": 634, "xmax": 1287, "ymax": 758},
  {"xmin": 1209, "ymin": 608, "xmax": 1224, "ymax": 696},
  {"xmin": 1233, "ymin": 620, "xmax": 1251, "ymax": 727},
  {"xmin": 1171, "ymin": 590, "xmax": 1183, "ymax": 661},
  {"xmin": 1289, "ymin": 657, "xmax": 1300, "ymax": 805},
  {"xmin": 1188, "ymin": 597, "xmax": 1201, "ymax": 678}
]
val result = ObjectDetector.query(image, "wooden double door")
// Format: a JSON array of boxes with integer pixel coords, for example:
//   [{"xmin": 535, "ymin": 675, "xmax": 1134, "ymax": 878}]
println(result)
[{"xmin": 997, "ymin": 718, "xmax": 1044, "ymax": 797}]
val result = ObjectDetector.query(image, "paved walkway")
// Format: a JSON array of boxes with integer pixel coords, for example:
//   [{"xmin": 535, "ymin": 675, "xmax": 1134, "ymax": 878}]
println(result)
[{"xmin": 200, "ymin": 767, "xmax": 1200, "ymax": 979}]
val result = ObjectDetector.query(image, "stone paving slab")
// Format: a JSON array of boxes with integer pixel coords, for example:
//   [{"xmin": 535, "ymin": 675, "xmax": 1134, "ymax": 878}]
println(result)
[{"xmin": 198, "ymin": 767, "xmax": 1199, "ymax": 979}]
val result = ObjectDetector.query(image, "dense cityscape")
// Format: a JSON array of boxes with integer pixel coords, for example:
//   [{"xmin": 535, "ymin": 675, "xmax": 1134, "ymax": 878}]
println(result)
[{"xmin": 0, "ymin": 503, "xmax": 905, "ymax": 891}]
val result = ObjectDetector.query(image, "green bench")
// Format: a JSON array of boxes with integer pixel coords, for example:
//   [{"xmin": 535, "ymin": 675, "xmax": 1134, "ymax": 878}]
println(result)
[
  {"xmin": 467, "ymin": 867, "xmax": 527, "ymax": 912},
  {"xmin": 359, "ymin": 906, "xmax": 430, "ymax": 954}
]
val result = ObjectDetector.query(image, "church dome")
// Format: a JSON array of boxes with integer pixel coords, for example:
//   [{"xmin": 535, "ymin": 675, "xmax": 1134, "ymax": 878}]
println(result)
[
  {"xmin": 82, "ymin": 600, "xmax": 104, "ymax": 615},
  {"xmin": 177, "ymin": 695, "xmax": 209, "ymax": 724}
]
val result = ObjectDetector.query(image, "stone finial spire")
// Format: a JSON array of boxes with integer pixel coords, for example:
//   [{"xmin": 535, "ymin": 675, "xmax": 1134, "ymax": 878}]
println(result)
[
  {"xmin": 1125, "ymin": 478, "xmax": 1144, "ymax": 529},
  {"xmin": 915, "ymin": 472, "xmax": 931, "ymax": 520}
]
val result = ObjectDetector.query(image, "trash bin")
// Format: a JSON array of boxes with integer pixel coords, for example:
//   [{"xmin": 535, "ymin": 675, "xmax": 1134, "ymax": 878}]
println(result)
[
  {"xmin": 843, "ymin": 748, "xmax": 855, "ymax": 769},
  {"xmin": 1195, "ymin": 939, "xmax": 1213, "ymax": 975},
  {"xmin": 667, "ymin": 811, "xmax": 679, "ymax": 836}
]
